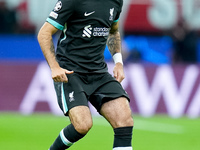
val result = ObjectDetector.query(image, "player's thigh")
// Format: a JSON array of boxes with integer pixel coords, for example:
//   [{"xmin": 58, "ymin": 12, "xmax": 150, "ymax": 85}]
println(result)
[
  {"xmin": 100, "ymin": 97, "xmax": 133, "ymax": 128},
  {"xmin": 54, "ymin": 74, "xmax": 88, "ymax": 115},
  {"xmin": 68, "ymin": 106, "xmax": 93, "ymax": 134}
]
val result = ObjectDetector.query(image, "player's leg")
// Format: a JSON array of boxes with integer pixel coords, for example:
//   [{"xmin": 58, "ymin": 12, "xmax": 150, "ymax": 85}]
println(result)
[
  {"xmin": 50, "ymin": 77, "xmax": 92, "ymax": 150},
  {"xmin": 49, "ymin": 106, "xmax": 93, "ymax": 150},
  {"xmin": 101, "ymin": 97, "xmax": 133, "ymax": 128},
  {"xmin": 89, "ymin": 76, "xmax": 134, "ymax": 150},
  {"xmin": 68, "ymin": 106, "xmax": 93, "ymax": 135},
  {"xmin": 100, "ymin": 97, "xmax": 133, "ymax": 150}
]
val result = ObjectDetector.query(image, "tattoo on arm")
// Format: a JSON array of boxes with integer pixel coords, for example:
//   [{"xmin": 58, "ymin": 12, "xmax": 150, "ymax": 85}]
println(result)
[{"xmin": 107, "ymin": 32, "xmax": 121, "ymax": 56}]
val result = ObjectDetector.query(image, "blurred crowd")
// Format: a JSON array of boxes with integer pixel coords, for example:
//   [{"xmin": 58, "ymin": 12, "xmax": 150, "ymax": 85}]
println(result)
[
  {"xmin": 0, "ymin": 0, "xmax": 199, "ymax": 64},
  {"xmin": 170, "ymin": 19, "xmax": 198, "ymax": 64},
  {"xmin": 0, "ymin": 1, "xmax": 35, "ymax": 34},
  {"xmin": 122, "ymin": 20, "xmax": 199, "ymax": 64}
]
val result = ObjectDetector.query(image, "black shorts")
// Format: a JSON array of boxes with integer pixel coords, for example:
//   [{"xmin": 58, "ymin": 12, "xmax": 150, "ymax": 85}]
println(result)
[{"xmin": 54, "ymin": 72, "xmax": 130, "ymax": 115}]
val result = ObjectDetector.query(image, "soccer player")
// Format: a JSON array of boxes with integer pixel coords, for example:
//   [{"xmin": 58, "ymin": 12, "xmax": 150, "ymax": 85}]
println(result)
[{"xmin": 37, "ymin": 0, "xmax": 134, "ymax": 150}]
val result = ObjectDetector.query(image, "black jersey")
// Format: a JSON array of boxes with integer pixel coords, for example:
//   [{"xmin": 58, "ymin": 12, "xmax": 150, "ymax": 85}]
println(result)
[{"xmin": 47, "ymin": 0, "xmax": 123, "ymax": 73}]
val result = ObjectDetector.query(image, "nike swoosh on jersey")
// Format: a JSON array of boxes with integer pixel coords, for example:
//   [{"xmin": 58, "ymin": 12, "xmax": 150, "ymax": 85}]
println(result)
[{"xmin": 84, "ymin": 11, "xmax": 95, "ymax": 16}]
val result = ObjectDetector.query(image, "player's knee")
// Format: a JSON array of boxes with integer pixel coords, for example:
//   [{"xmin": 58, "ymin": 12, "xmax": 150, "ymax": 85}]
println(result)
[
  {"xmin": 74, "ymin": 120, "xmax": 93, "ymax": 134},
  {"xmin": 126, "ymin": 115, "xmax": 134, "ymax": 126},
  {"xmin": 115, "ymin": 115, "xmax": 134, "ymax": 128}
]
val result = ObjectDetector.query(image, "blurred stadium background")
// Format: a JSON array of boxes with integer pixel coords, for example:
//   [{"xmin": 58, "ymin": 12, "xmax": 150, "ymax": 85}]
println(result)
[{"xmin": 0, "ymin": 0, "xmax": 200, "ymax": 149}]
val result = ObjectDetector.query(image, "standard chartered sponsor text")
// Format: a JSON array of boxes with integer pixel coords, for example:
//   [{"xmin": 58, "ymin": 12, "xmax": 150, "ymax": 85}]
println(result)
[{"xmin": 93, "ymin": 27, "xmax": 110, "ymax": 36}]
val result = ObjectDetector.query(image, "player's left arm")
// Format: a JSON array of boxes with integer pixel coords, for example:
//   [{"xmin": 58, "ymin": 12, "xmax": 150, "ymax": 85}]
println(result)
[{"xmin": 107, "ymin": 21, "xmax": 124, "ymax": 83}]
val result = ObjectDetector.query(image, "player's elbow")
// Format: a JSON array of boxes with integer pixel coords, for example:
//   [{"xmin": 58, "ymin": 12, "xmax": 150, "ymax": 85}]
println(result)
[
  {"xmin": 37, "ymin": 28, "xmax": 42, "ymax": 43},
  {"xmin": 37, "ymin": 33, "xmax": 41, "ymax": 44},
  {"xmin": 37, "ymin": 28, "xmax": 50, "ymax": 46},
  {"xmin": 37, "ymin": 28, "xmax": 45, "ymax": 43}
]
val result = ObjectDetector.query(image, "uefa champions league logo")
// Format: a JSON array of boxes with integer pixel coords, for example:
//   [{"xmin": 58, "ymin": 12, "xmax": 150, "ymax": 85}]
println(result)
[{"xmin": 54, "ymin": 1, "xmax": 62, "ymax": 12}]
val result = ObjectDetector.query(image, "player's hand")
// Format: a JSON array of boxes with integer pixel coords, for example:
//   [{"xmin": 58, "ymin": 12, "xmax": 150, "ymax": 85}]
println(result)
[
  {"xmin": 51, "ymin": 67, "xmax": 74, "ymax": 83},
  {"xmin": 113, "ymin": 63, "xmax": 125, "ymax": 83}
]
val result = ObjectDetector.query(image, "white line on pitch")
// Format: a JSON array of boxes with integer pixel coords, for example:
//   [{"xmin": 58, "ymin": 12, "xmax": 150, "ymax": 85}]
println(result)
[
  {"xmin": 93, "ymin": 117, "xmax": 184, "ymax": 134},
  {"xmin": 134, "ymin": 119, "xmax": 184, "ymax": 134}
]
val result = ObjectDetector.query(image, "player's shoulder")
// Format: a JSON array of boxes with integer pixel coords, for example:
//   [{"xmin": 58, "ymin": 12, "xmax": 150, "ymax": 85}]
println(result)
[
  {"xmin": 53, "ymin": 0, "xmax": 77, "ymax": 11},
  {"xmin": 111, "ymin": 0, "xmax": 123, "ymax": 7},
  {"xmin": 118, "ymin": 0, "xmax": 123, "ymax": 6},
  {"xmin": 116, "ymin": 0, "xmax": 123, "ymax": 3},
  {"xmin": 56, "ymin": 0, "xmax": 76, "ymax": 5},
  {"xmin": 113, "ymin": 0, "xmax": 123, "ymax": 3}
]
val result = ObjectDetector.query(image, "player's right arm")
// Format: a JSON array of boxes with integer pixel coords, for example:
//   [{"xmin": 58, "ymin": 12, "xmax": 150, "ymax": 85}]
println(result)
[{"xmin": 37, "ymin": 22, "xmax": 73, "ymax": 82}]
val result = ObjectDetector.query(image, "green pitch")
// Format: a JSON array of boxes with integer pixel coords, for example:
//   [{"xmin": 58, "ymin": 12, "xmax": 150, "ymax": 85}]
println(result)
[{"xmin": 0, "ymin": 113, "xmax": 199, "ymax": 150}]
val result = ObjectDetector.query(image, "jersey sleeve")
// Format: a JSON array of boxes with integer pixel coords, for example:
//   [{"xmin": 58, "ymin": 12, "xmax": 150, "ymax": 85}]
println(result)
[
  {"xmin": 114, "ymin": 0, "xmax": 123, "ymax": 22},
  {"xmin": 46, "ymin": 0, "xmax": 75, "ymax": 30}
]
